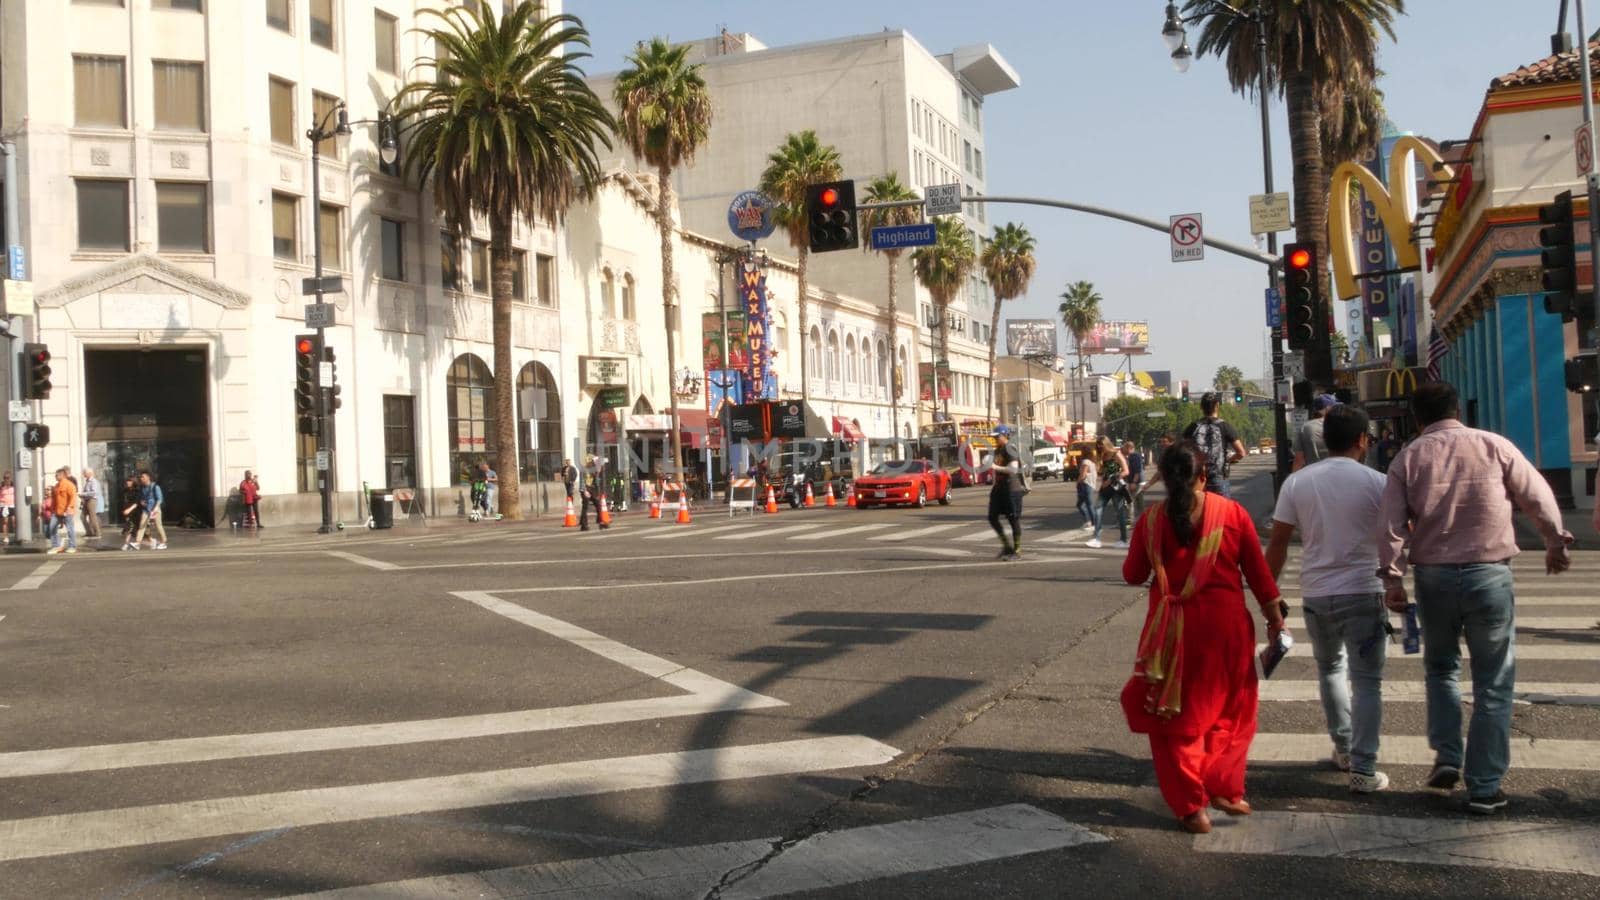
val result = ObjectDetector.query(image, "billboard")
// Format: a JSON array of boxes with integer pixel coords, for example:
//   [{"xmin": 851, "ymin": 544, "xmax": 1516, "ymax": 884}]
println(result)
[
  {"xmin": 1005, "ymin": 319, "xmax": 1058, "ymax": 357},
  {"xmin": 1080, "ymin": 321, "xmax": 1150, "ymax": 355},
  {"xmin": 1144, "ymin": 370, "xmax": 1173, "ymax": 395}
]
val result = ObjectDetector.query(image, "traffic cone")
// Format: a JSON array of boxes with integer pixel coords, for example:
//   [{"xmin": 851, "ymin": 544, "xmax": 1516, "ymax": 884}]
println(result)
[
  {"xmin": 676, "ymin": 494, "xmax": 692, "ymax": 525},
  {"xmin": 825, "ymin": 483, "xmax": 837, "ymax": 508},
  {"xmin": 804, "ymin": 482, "xmax": 816, "ymax": 508},
  {"xmin": 562, "ymin": 496, "xmax": 578, "ymax": 528},
  {"xmin": 846, "ymin": 484, "xmax": 857, "ymax": 507},
  {"xmin": 764, "ymin": 485, "xmax": 779, "ymax": 514},
  {"xmin": 598, "ymin": 495, "xmax": 612, "ymax": 527},
  {"xmin": 649, "ymin": 494, "xmax": 661, "ymax": 519}
]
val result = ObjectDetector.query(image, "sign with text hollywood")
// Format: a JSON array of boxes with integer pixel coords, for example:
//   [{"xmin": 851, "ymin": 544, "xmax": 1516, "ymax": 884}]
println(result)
[
  {"xmin": 1079, "ymin": 321, "xmax": 1150, "ymax": 355},
  {"xmin": 1004, "ymin": 319, "xmax": 1058, "ymax": 357}
]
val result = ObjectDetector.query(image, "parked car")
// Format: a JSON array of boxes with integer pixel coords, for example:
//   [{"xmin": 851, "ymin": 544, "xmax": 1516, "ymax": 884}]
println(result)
[
  {"xmin": 1029, "ymin": 445, "xmax": 1067, "ymax": 480},
  {"xmin": 854, "ymin": 459, "xmax": 952, "ymax": 508}
]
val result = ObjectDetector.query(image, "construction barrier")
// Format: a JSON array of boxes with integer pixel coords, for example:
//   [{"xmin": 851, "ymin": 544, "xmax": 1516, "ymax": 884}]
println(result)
[{"xmin": 728, "ymin": 477, "xmax": 758, "ymax": 517}]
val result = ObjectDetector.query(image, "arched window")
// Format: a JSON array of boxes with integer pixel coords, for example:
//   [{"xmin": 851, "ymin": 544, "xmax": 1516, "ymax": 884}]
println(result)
[
  {"xmin": 809, "ymin": 326, "xmax": 822, "ymax": 384},
  {"xmin": 897, "ymin": 345, "xmax": 909, "ymax": 400},
  {"xmin": 844, "ymin": 335, "xmax": 857, "ymax": 390},
  {"xmin": 774, "ymin": 310, "xmax": 788, "ymax": 367},
  {"xmin": 517, "ymin": 361, "xmax": 562, "ymax": 482},
  {"xmin": 877, "ymin": 339, "xmax": 889, "ymax": 397},
  {"xmin": 601, "ymin": 268, "xmax": 616, "ymax": 318},
  {"xmin": 622, "ymin": 274, "xmax": 636, "ymax": 320},
  {"xmin": 447, "ymin": 353, "xmax": 495, "ymax": 485},
  {"xmin": 826, "ymin": 330, "xmax": 840, "ymax": 389}
]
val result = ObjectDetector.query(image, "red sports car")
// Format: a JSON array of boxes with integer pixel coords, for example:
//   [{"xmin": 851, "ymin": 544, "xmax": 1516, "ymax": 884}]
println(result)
[{"xmin": 853, "ymin": 460, "xmax": 952, "ymax": 508}]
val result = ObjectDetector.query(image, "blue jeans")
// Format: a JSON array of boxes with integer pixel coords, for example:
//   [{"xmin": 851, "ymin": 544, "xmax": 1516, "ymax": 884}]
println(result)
[
  {"xmin": 1094, "ymin": 493, "xmax": 1128, "ymax": 542},
  {"xmin": 1303, "ymin": 592, "xmax": 1387, "ymax": 776},
  {"xmin": 1076, "ymin": 484, "xmax": 1099, "ymax": 529},
  {"xmin": 1205, "ymin": 478, "xmax": 1232, "ymax": 498},
  {"xmin": 50, "ymin": 514, "xmax": 76, "ymax": 550},
  {"xmin": 1414, "ymin": 562, "xmax": 1516, "ymax": 796}
]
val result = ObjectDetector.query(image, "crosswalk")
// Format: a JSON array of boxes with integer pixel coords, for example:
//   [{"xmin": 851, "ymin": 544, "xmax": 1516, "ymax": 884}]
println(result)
[{"xmin": 613, "ymin": 516, "xmax": 1127, "ymax": 551}]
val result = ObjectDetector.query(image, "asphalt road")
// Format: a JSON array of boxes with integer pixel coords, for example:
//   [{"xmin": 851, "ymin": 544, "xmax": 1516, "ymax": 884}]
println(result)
[{"xmin": 0, "ymin": 457, "xmax": 1597, "ymax": 898}]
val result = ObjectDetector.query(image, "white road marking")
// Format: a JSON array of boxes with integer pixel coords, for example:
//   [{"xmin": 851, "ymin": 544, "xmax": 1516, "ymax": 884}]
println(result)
[
  {"xmin": 7, "ymin": 560, "xmax": 64, "ymax": 591},
  {"xmin": 869, "ymin": 523, "xmax": 965, "ymax": 542},
  {"xmin": 1036, "ymin": 529, "xmax": 1098, "ymax": 545},
  {"xmin": 716, "ymin": 524, "xmax": 824, "ymax": 540},
  {"xmin": 643, "ymin": 523, "xmax": 749, "ymax": 540},
  {"xmin": 289, "ymin": 804, "xmax": 1105, "ymax": 900},
  {"xmin": 1250, "ymin": 733, "xmax": 1600, "ymax": 770},
  {"xmin": 1260, "ymin": 642, "xmax": 1598, "ymax": 661},
  {"xmin": 957, "ymin": 528, "xmax": 1005, "ymax": 542},
  {"xmin": 788, "ymin": 524, "xmax": 893, "ymax": 541},
  {"xmin": 0, "ymin": 736, "xmax": 899, "ymax": 864},
  {"xmin": 1283, "ymin": 616, "xmax": 1597, "ymax": 633},
  {"xmin": 322, "ymin": 551, "xmax": 401, "ymax": 571},
  {"xmin": 1259, "ymin": 680, "xmax": 1600, "ymax": 705},
  {"xmin": 1196, "ymin": 810, "xmax": 1600, "ymax": 878}
]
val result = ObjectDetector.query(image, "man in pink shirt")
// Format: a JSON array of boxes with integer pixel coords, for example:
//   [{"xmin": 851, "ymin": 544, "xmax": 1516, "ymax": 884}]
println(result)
[{"xmin": 1378, "ymin": 381, "xmax": 1572, "ymax": 815}]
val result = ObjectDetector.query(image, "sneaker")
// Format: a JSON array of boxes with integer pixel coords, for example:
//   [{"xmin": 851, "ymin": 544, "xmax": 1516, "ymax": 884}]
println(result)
[
  {"xmin": 1467, "ymin": 790, "xmax": 1508, "ymax": 815},
  {"xmin": 46, "ymin": 546, "xmax": 63, "ymax": 554},
  {"xmin": 1426, "ymin": 764, "xmax": 1462, "ymax": 792},
  {"xmin": 996, "ymin": 547, "xmax": 1014, "ymax": 560},
  {"xmin": 1331, "ymin": 749, "xmax": 1352, "ymax": 772},
  {"xmin": 1350, "ymin": 771, "xmax": 1390, "ymax": 794},
  {"xmin": 121, "ymin": 543, "xmax": 134, "ymax": 551},
  {"xmin": 65, "ymin": 548, "xmax": 77, "ymax": 554},
  {"xmin": 1085, "ymin": 539, "xmax": 1103, "ymax": 549},
  {"xmin": 1113, "ymin": 540, "xmax": 1129, "ymax": 549},
  {"xmin": 155, "ymin": 543, "xmax": 167, "ymax": 550}
]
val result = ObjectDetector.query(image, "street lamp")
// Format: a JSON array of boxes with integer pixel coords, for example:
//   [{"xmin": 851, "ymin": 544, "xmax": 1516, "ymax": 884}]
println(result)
[{"xmin": 1160, "ymin": 0, "xmax": 1291, "ymax": 490}]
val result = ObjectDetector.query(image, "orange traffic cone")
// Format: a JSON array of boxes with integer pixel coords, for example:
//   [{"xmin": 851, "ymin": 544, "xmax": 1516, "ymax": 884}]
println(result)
[
  {"xmin": 764, "ymin": 485, "xmax": 779, "ymax": 514},
  {"xmin": 825, "ymin": 483, "xmax": 838, "ymax": 508},
  {"xmin": 649, "ymin": 494, "xmax": 661, "ymax": 519},
  {"xmin": 804, "ymin": 482, "xmax": 816, "ymax": 508},
  {"xmin": 676, "ymin": 494, "xmax": 692, "ymax": 524},
  {"xmin": 598, "ymin": 495, "xmax": 612, "ymax": 527},
  {"xmin": 846, "ymin": 484, "xmax": 857, "ymax": 507},
  {"xmin": 562, "ymin": 496, "xmax": 578, "ymax": 528}
]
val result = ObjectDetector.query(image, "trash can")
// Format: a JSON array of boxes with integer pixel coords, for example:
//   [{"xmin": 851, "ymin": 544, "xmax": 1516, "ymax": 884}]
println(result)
[{"xmin": 369, "ymin": 488, "xmax": 395, "ymax": 530}]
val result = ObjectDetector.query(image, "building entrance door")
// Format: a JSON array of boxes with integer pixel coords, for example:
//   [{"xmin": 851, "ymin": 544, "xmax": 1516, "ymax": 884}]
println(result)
[{"xmin": 84, "ymin": 348, "xmax": 213, "ymax": 527}]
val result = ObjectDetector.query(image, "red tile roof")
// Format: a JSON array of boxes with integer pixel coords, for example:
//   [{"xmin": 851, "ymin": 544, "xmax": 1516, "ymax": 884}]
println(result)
[{"xmin": 1492, "ymin": 40, "xmax": 1600, "ymax": 89}]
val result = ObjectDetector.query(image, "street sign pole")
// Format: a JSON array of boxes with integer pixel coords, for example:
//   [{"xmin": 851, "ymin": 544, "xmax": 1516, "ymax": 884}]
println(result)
[
  {"xmin": 307, "ymin": 127, "xmax": 336, "ymax": 533},
  {"xmin": 1576, "ymin": 1, "xmax": 1600, "ymax": 366},
  {"xmin": 3, "ymin": 140, "xmax": 32, "ymax": 546}
]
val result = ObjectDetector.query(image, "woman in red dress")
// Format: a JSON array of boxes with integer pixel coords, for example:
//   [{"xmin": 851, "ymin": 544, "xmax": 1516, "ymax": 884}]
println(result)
[{"xmin": 1121, "ymin": 442, "xmax": 1286, "ymax": 834}]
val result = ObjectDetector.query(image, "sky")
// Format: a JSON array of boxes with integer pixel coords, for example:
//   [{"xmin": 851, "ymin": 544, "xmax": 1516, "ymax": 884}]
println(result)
[{"xmin": 567, "ymin": 0, "xmax": 1554, "ymax": 389}]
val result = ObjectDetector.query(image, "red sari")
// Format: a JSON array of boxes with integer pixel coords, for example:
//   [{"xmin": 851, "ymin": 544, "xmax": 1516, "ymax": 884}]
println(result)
[{"xmin": 1120, "ymin": 494, "xmax": 1278, "ymax": 818}]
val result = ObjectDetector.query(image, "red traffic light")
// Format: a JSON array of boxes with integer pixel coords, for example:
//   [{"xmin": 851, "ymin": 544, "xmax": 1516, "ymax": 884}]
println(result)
[
  {"xmin": 818, "ymin": 187, "xmax": 839, "ymax": 209},
  {"xmin": 31, "ymin": 349, "xmax": 49, "ymax": 363},
  {"xmin": 296, "ymin": 338, "xmax": 315, "ymax": 355},
  {"xmin": 1288, "ymin": 248, "xmax": 1311, "ymax": 269}
]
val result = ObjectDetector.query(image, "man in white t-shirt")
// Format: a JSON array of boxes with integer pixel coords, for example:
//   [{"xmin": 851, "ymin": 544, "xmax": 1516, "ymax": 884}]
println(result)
[{"xmin": 1265, "ymin": 404, "xmax": 1390, "ymax": 794}]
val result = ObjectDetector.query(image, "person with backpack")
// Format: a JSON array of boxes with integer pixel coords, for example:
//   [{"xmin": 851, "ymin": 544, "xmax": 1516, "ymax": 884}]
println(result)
[
  {"xmin": 1183, "ymin": 393, "xmax": 1246, "ymax": 497},
  {"xmin": 1087, "ymin": 438, "xmax": 1131, "ymax": 549}
]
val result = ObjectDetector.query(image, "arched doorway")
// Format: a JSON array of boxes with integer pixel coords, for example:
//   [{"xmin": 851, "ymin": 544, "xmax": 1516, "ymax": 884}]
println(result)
[
  {"xmin": 447, "ymin": 353, "xmax": 494, "ymax": 485},
  {"xmin": 516, "ymin": 361, "xmax": 561, "ymax": 482}
]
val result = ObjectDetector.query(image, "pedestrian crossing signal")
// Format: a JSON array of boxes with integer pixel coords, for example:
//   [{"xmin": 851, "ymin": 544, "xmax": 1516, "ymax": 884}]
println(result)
[{"xmin": 22, "ymin": 423, "xmax": 49, "ymax": 449}]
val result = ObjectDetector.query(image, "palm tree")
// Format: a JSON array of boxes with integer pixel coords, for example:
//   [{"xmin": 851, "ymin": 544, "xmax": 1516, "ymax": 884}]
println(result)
[
  {"xmin": 1320, "ymin": 70, "xmax": 1386, "ymax": 173},
  {"xmin": 395, "ymin": 1, "xmax": 612, "ymax": 519},
  {"xmin": 1183, "ymin": 0, "xmax": 1403, "ymax": 377},
  {"xmin": 1057, "ymin": 280, "xmax": 1103, "ymax": 431},
  {"xmin": 911, "ymin": 218, "xmax": 976, "ymax": 417},
  {"xmin": 980, "ymin": 222, "xmax": 1037, "ymax": 423},
  {"xmin": 760, "ymin": 130, "xmax": 842, "ymax": 404},
  {"xmin": 613, "ymin": 37, "xmax": 712, "ymax": 480},
  {"xmin": 860, "ymin": 173, "xmax": 920, "ymax": 444}
]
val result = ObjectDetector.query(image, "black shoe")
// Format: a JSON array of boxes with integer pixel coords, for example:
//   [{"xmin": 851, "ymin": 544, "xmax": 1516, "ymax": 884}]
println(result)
[
  {"xmin": 1467, "ymin": 790, "xmax": 1508, "ymax": 815},
  {"xmin": 1426, "ymin": 764, "xmax": 1462, "ymax": 792},
  {"xmin": 996, "ymin": 546, "xmax": 1014, "ymax": 560}
]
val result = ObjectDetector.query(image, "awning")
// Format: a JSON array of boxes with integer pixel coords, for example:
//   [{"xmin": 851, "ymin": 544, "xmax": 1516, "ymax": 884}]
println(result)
[
  {"xmin": 832, "ymin": 416, "xmax": 866, "ymax": 442},
  {"xmin": 1041, "ymin": 425, "xmax": 1069, "ymax": 446},
  {"xmin": 623, "ymin": 413, "xmax": 672, "ymax": 432}
]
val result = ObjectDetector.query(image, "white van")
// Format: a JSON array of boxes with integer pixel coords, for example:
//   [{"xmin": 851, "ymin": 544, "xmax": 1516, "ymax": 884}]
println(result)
[{"xmin": 1029, "ymin": 446, "xmax": 1067, "ymax": 480}]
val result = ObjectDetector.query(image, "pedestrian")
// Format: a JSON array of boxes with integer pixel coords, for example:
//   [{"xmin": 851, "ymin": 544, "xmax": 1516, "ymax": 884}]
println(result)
[
  {"xmin": 0, "ymin": 470, "xmax": 14, "ymax": 545},
  {"xmin": 1375, "ymin": 428, "xmax": 1398, "ymax": 474},
  {"xmin": 560, "ymin": 458, "xmax": 578, "ymax": 502},
  {"xmin": 1121, "ymin": 441, "xmax": 1284, "ymax": 835},
  {"xmin": 1124, "ymin": 441, "xmax": 1146, "ymax": 510},
  {"xmin": 1292, "ymin": 393, "xmax": 1339, "ymax": 472},
  {"xmin": 1076, "ymin": 451, "xmax": 1100, "ymax": 533},
  {"xmin": 133, "ymin": 471, "xmax": 168, "ymax": 550},
  {"xmin": 578, "ymin": 455, "xmax": 603, "ymax": 531},
  {"xmin": 1088, "ymin": 437, "xmax": 1131, "ymax": 550},
  {"xmin": 1182, "ymin": 393, "xmax": 1246, "ymax": 497},
  {"xmin": 240, "ymin": 470, "xmax": 261, "ymax": 527},
  {"xmin": 986, "ymin": 424, "xmax": 1026, "ymax": 560},
  {"xmin": 80, "ymin": 467, "xmax": 102, "ymax": 539},
  {"xmin": 1378, "ymin": 381, "xmax": 1572, "ymax": 815},
  {"xmin": 47, "ymin": 467, "xmax": 79, "ymax": 555},
  {"xmin": 1264, "ymin": 405, "xmax": 1391, "ymax": 793},
  {"xmin": 480, "ymin": 461, "xmax": 499, "ymax": 515},
  {"xmin": 119, "ymin": 475, "xmax": 144, "ymax": 550},
  {"xmin": 1136, "ymin": 434, "xmax": 1176, "ymax": 498}
]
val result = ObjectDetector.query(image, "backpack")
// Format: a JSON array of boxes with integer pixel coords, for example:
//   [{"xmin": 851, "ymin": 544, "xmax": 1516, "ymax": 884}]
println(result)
[{"xmin": 1193, "ymin": 418, "xmax": 1229, "ymax": 485}]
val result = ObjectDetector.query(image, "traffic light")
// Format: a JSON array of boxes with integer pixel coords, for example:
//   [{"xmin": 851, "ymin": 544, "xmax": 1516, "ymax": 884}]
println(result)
[
  {"xmin": 1565, "ymin": 352, "xmax": 1598, "ymax": 393},
  {"xmin": 1181, "ymin": 384, "xmax": 1190, "ymax": 403},
  {"xmin": 1233, "ymin": 387, "xmax": 1244, "ymax": 404},
  {"xmin": 1089, "ymin": 383, "xmax": 1099, "ymax": 403},
  {"xmin": 1540, "ymin": 190, "xmax": 1579, "ymax": 322},
  {"xmin": 805, "ymin": 180, "xmax": 858, "ymax": 253},
  {"xmin": 295, "ymin": 334, "xmax": 320, "ymax": 435},
  {"xmin": 1283, "ymin": 242, "xmax": 1322, "ymax": 352},
  {"xmin": 324, "ymin": 345, "xmax": 341, "ymax": 411},
  {"xmin": 21, "ymin": 343, "xmax": 51, "ymax": 400}
]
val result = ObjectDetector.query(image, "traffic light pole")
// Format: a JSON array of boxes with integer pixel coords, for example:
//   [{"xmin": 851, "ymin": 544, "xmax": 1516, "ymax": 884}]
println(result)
[
  {"xmin": 3, "ymin": 141, "xmax": 32, "ymax": 546},
  {"xmin": 309, "ymin": 120, "xmax": 335, "ymax": 534},
  {"xmin": 1576, "ymin": 1, "xmax": 1600, "ymax": 342}
]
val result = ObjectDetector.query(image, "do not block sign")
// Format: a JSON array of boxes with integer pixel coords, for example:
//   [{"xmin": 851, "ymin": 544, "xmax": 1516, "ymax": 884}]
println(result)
[{"xmin": 1170, "ymin": 214, "xmax": 1204, "ymax": 262}]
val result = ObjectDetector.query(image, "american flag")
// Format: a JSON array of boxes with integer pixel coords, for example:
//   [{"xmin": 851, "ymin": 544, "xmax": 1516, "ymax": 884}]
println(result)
[{"xmin": 1426, "ymin": 326, "xmax": 1450, "ymax": 382}]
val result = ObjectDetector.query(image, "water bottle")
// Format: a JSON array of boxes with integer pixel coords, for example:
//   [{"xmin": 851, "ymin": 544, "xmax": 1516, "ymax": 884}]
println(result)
[{"xmin": 1402, "ymin": 604, "xmax": 1421, "ymax": 655}]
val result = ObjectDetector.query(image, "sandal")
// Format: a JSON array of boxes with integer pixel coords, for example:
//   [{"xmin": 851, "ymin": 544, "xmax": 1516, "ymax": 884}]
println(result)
[
  {"xmin": 1211, "ymin": 797, "xmax": 1252, "ymax": 816},
  {"xmin": 1179, "ymin": 811, "xmax": 1212, "ymax": 834}
]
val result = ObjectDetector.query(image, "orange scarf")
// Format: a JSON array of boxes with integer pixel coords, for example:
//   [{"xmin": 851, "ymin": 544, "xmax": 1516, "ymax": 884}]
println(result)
[{"xmin": 1132, "ymin": 494, "xmax": 1226, "ymax": 719}]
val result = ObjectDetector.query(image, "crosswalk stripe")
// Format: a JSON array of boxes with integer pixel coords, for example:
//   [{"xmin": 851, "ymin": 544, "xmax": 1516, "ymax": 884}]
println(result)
[
  {"xmin": 958, "ymin": 528, "xmax": 1005, "ymax": 542},
  {"xmin": 1259, "ymin": 680, "xmax": 1600, "ymax": 704},
  {"xmin": 1284, "ymin": 617, "xmax": 1597, "ymax": 633},
  {"xmin": 642, "ymin": 524, "xmax": 747, "ymax": 540},
  {"xmin": 870, "ymin": 524, "xmax": 966, "ymax": 542},
  {"xmin": 1036, "ymin": 529, "xmax": 1096, "ymax": 545},
  {"xmin": 789, "ymin": 524, "xmax": 893, "ymax": 541},
  {"xmin": 0, "ymin": 736, "xmax": 899, "ymax": 864},
  {"xmin": 1249, "ymin": 733, "xmax": 1600, "ymax": 770},
  {"xmin": 720, "ymin": 524, "xmax": 825, "ymax": 540},
  {"xmin": 1261, "ymin": 643, "xmax": 1598, "ymax": 661},
  {"xmin": 1195, "ymin": 810, "xmax": 1600, "ymax": 877}
]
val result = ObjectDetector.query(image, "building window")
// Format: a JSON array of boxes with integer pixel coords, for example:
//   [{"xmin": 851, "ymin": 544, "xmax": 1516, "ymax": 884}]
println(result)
[
  {"xmin": 153, "ymin": 61, "xmax": 206, "ymax": 132},
  {"xmin": 380, "ymin": 217, "xmax": 405, "ymax": 280},
  {"xmin": 272, "ymin": 192, "xmax": 298, "ymax": 260},
  {"xmin": 295, "ymin": 416, "xmax": 317, "ymax": 493},
  {"xmin": 76, "ymin": 180, "xmax": 130, "ymax": 251},
  {"xmin": 268, "ymin": 77, "xmax": 296, "ymax": 146},
  {"xmin": 318, "ymin": 204, "xmax": 343, "ymax": 269},
  {"xmin": 440, "ymin": 231, "xmax": 460, "ymax": 290},
  {"xmin": 621, "ymin": 274, "xmax": 636, "ymax": 320},
  {"xmin": 156, "ymin": 182, "xmax": 208, "ymax": 252},
  {"xmin": 312, "ymin": 92, "xmax": 342, "ymax": 158},
  {"xmin": 73, "ymin": 56, "xmax": 126, "ymax": 128},
  {"xmin": 973, "ymin": 148, "xmax": 984, "ymax": 180},
  {"xmin": 447, "ymin": 353, "xmax": 495, "ymax": 485},
  {"xmin": 535, "ymin": 253, "xmax": 556, "ymax": 307},
  {"xmin": 517, "ymin": 362, "xmax": 562, "ymax": 481},
  {"xmin": 470, "ymin": 239, "xmax": 490, "ymax": 293},
  {"xmin": 826, "ymin": 332, "xmax": 840, "ymax": 387},
  {"xmin": 374, "ymin": 11, "xmax": 399, "ymax": 75},
  {"xmin": 152, "ymin": 0, "xmax": 203, "ymax": 10},
  {"xmin": 309, "ymin": 0, "xmax": 335, "ymax": 49},
  {"xmin": 382, "ymin": 395, "xmax": 417, "ymax": 488},
  {"xmin": 601, "ymin": 269, "xmax": 616, "ymax": 317},
  {"xmin": 267, "ymin": 0, "xmax": 291, "ymax": 31},
  {"xmin": 808, "ymin": 326, "xmax": 822, "ymax": 381},
  {"xmin": 510, "ymin": 249, "xmax": 527, "ymax": 300}
]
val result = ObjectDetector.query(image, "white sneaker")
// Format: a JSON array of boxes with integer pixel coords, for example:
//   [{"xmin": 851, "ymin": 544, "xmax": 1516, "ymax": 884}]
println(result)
[
  {"xmin": 1350, "ymin": 771, "xmax": 1390, "ymax": 793},
  {"xmin": 155, "ymin": 543, "xmax": 168, "ymax": 550},
  {"xmin": 1113, "ymin": 540, "xmax": 1129, "ymax": 549},
  {"xmin": 121, "ymin": 543, "xmax": 133, "ymax": 551},
  {"xmin": 65, "ymin": 548, "xmax": 77, "ymax": 554},
  {"xmin": 1331, "ymin": 749, "xmax": 1352, "ymax": 772},
  {"xmin": 47, "ymin": 546, "xmax": 63, "ymax": 554},
  {"xmin": 1085, "ymin": 538, "xmax": 1103, "ymax": 549}
]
